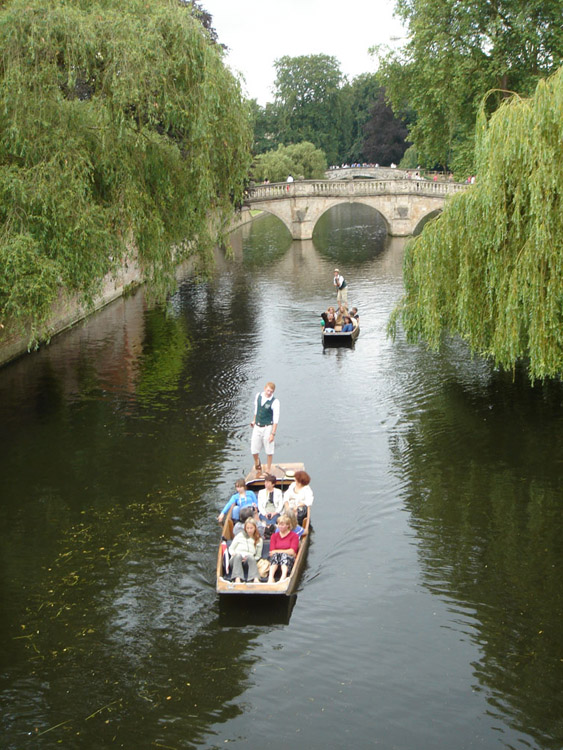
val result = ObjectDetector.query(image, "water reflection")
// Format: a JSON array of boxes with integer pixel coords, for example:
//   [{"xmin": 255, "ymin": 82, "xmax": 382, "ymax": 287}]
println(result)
[
  {"xmin": 135, "ymin": 309, "xmax": 191, "ymax": 407},
  {"xmin": 313, "ymin": 202, "xmax": 389, "ymax": 263},
  {"xmin": 390, "ymin": 338, "xmax": 563, "ymax": 748},
  {"xmin": 237, "ymin": 213, "xmax": 292, "ymax": 267},
  {"xmin": 219, "ymin": 596, "xmax": 297, "ymax": 627}
]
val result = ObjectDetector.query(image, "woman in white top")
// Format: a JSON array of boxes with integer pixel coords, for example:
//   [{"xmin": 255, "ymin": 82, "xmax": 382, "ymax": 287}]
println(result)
[
  {"xmin": 229, "ymin": 518, "xmax": 263, "ymax": 583},
  {"xmin": 257, "ymin": 474, "xmax": 284, "ymax": 525},
  {"xmin": 283, "ymin": 470, "xmax": 314, "ymax": 523}
]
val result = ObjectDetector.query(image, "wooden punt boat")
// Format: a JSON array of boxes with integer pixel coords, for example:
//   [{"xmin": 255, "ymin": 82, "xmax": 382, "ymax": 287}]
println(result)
[
  {"xmin": 322, "ymin": 322, "xmax": 360, "ymax": 346},
  {"xmin": 216, "ymin": 462, "xmax": 311, "ymax": 596}
]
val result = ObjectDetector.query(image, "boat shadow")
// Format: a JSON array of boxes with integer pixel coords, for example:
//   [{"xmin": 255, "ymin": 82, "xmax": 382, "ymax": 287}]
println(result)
[{"xmin": 218, "ymin": 594, "xmax": 297, "ymax": 626}]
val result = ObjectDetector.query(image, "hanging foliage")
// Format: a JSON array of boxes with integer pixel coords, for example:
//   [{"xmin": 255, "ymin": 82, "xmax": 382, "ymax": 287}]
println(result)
[
  {"xmin": 0, "ymin": 0, "xmax": 252, "ymax": 341},
  {"xmin": 390, "ymin": 67, "xmax": 563, "ymax": 382}
]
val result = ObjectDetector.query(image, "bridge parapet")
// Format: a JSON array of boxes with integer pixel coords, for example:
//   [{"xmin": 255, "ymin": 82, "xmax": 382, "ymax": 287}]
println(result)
[{"xmin": 247, "ymin": 179, "xmax": 467, "ymax": 202}]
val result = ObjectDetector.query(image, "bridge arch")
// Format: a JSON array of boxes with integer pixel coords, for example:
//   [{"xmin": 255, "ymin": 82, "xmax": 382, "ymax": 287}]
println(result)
[
  {"xmin": 247, "ymin": 194, "xmax": 396, "ymax": 240},
  {"xmin": 412, "ymin": 209, "xmax": 442, "ymax": 236},
  {"xmin": 244, "ymin": 204, "xmax": 294, "ymax": 237},
  {"xmin": 312, "ymin": 200, "xmax": 391, "ymax": 236}
]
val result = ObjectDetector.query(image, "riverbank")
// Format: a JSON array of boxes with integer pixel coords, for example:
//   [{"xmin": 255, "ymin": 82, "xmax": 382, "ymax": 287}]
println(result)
[
  {"xmin": 0, "ymin": 258, "xmax": 144, "ymax": 369},
  {"xmin": 0, "ymin": 208, "xmax": 258, "ymax": 369}
]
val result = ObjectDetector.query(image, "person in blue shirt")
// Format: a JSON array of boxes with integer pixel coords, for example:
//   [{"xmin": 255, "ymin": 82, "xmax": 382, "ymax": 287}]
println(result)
[
  {"xmin": 341, "ymin": 316, "xmax": 354, "ymax": 332},
  {"xmin": 218, "ymin": 478, "xmax": 258, "ymax": 523}
]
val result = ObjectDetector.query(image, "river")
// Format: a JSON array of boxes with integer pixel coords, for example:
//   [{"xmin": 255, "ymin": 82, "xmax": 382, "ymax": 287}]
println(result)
[{"xmin": 1, "ymin": 205, "xmax": 562, "ymax": 750}]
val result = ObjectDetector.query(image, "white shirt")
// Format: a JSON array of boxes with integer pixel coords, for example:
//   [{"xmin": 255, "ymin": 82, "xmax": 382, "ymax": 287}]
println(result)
[
  {"xmin": 257, "ymin": 487, "xmax": 284, "ymax": 516},
  {"xmin": 229, "ymin": 532, "xmax": 263, "ymax": 560},
  {"xmin": 283, "ymin": 482, "xmax": 314, "ymax": 509}
]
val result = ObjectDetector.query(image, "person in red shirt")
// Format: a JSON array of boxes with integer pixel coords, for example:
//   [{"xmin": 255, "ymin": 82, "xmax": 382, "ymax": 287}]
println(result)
[{"xmin": 267, "ymin": 514, "xmax": 300, "ymax": 583}]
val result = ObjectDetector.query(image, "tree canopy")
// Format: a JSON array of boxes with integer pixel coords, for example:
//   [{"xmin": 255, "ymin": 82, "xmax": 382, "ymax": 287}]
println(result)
[
  {"xmin": 251, "ymin": 66, "xmax": 409, "ymax": 167},
  {"xmin": 390, "ymin": 67, "xmax": 563, "ymax": 382},
  {"xmin": 377, "ymin": 0, "xmax": 563, "ymax": 172},
  {"xmin": 0, "ymin": 0, "xmax": 252, "ymax": 341},
  {"xmin": 248, "ymin": 99, "xmax": 282, "ymax": 155},
  {"xmin": 252, "ymin": 141, "xmax": 327, "ymax": 183},
  {"xmin": 362, "ymin": 88, "xmax": 410, "ymax": 166},
  {"xmin": 334, "ymin": 75, "xmax": 377, "ymax": 164},
  {"xmin": 272, "ymin": 54, "xmax": 347, "ymax": 165}
]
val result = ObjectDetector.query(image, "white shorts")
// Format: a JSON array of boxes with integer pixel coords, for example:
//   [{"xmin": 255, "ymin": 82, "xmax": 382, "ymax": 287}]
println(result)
[{"xmin": 251, "ymin": 424, "xmax": 275, "ymax": 456}]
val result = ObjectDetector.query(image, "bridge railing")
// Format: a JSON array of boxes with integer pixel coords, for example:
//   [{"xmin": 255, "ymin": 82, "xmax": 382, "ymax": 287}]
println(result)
[{"xmin": 246, "ymin": 179, "xmax": 469, "ymax": 202}]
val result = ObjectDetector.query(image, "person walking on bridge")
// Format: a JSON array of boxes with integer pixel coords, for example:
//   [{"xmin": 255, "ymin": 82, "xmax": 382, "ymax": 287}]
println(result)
[
  {"xmin": 333, "ymin": 269, "xmax": 348, "ymax": 306},
  {"xmin": 250, "ymin": 382, "xmax": 280, "ymax": 476}
]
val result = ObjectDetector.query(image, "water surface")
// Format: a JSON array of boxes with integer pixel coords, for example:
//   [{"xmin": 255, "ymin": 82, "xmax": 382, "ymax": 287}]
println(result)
[{"xmin": 1, "ymin": 206, "xmax": 562, "ymax": 750}]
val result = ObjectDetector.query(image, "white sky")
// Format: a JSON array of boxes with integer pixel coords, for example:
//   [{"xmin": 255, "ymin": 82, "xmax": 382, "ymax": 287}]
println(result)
[{"xmin": 203, "ymin": 0, "xmax": 406, "ymax": 105}]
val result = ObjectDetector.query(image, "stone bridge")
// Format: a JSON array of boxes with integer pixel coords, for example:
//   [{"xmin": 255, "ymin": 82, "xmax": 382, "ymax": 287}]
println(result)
[{"xmin": 244, "ymin": 179, "xmax": 468, "ymax": 240}]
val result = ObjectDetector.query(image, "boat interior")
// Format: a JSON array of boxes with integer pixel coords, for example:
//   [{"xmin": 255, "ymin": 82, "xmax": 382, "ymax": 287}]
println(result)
[{"xmin": 217, "ymin": 463, "xmax": 310, "ymax": 588}]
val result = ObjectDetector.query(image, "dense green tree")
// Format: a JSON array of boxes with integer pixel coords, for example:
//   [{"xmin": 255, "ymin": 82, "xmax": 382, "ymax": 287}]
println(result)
[
  {"xmin": 377, "ymin": 0, "xmax": 563, "ymax": 171},
  {"xmin": 390, "ymin": 68, "xmax": 563, "ymax": 382},
  {"xmin": 249, "ymin": 99, "xmax": 283, "ymax": 155},
  {"xmin": 273, "ymin": 54, "xmax": 346, "ymax": 165},
  {"xmin": 180, "ymin": 1, "xmax": 218, "ymax": 43},
  {"xmin": 251, "ymin": 66, "xmax": 409, "ymax": 167},
  {"xmin": 363, "ymin": 88, "xmax": 410, "ymax": 165},
  {"xmin": 252, "ymin": 142, "xmax": 327, "ymax": 183},
  {"xmin": 0, "ymin": 0, "xmax": 252, "ymax": 342},
  {"xmin": 399, "ymin": 144, "xmax": 419, "ymax": 169},
  {"xmin": 340, "ymin": 73, "xmax": 381, "ymax": 163}
]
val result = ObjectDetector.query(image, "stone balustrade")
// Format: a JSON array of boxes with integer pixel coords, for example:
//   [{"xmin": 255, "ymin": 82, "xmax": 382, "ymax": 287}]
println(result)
[{"xmin": 247, "ymin": 179, "xmax": 467, "ymax": 202}]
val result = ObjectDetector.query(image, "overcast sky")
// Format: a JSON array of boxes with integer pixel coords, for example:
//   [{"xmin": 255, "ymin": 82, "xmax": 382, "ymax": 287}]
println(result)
[{"xmin": 203, "ymin": 0, "xmax": 406, "ymax": 105}]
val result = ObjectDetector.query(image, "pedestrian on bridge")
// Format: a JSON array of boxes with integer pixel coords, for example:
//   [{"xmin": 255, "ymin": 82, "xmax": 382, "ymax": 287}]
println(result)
[{"xmin": 333, "ymin": 269, "xmax": 348, "ymax": 306}]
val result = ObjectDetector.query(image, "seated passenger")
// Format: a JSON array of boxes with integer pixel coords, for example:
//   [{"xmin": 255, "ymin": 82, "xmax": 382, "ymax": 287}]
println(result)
[
  {"xmin": 350, "ymin": 306, "xmax": 359, "ymax": 321},
  {"xmin": 283, "ymin": 470, "xmax": 314, "ymax": 524},
  {"xmin": 341, "ymin": 316, "xmax": 354, "ymax": 332},
  {"xmin": 336, "ymin": 303, "xmax": 349, "ymax": 325},
  {"xmin": 233, "ymin": 506, "xmax": 266, "ymax": 537},
  {"xmin": 267, "ymin": 514, "xmax": 300, "ymax": 583},
  {"xmin": 286, "ymin": 509, "xmax": 305, "ymax": 537},
  {"xmin": 257, "ymin": 474, "xmax": 284, "ymax": 525},
  {"xmin": 229, "ymin": 517, "xmax": 263, "ymax": 583},
  {"xmin": 322, "ymin": 307, "xmax": 337, "ymax": 332},
  {"xmin": 218, "ymin": 478, "xmax": 257, "ymax": 523}
]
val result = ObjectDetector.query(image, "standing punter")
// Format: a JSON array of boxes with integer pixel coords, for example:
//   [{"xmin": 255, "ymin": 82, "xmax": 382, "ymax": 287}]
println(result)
[
  {"xmin": 250, "ymin": 382, "xmax": 280, "ymax": 476},
  {"xmin": 333, "ymin": 268, "xmax": 348, "ymax": 306}
]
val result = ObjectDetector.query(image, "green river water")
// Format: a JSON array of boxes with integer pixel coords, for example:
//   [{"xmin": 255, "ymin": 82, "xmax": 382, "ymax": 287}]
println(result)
[{"xmin": 0, "ymin": 204, "xmax": 562, "ymax": 749}]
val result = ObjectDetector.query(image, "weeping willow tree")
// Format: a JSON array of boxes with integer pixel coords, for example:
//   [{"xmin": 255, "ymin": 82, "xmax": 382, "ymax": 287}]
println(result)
[
  {"xmin": 0, "ymin": 0, "xmax": 252, "ymax": 341},
  {"xmin": 391, "ymin": 67, "xmax": 563, "ymax": 383}
]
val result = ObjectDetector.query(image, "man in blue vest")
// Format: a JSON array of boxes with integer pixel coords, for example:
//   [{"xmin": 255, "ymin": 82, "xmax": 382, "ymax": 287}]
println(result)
[
  {"xmin": 250, "ymin": 381, "xmax": 280, "ymax": 476},
  {"xmin": 333, "ymin": 268, "xmax": 348, "ymax": 305}
]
